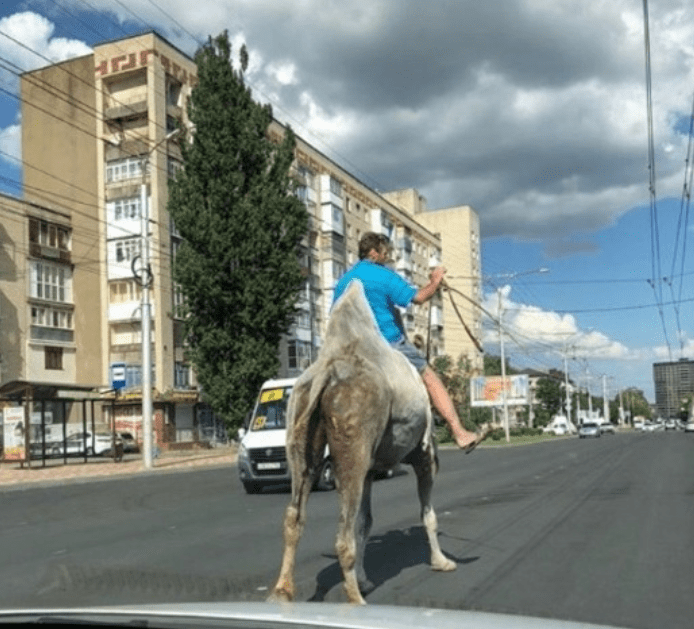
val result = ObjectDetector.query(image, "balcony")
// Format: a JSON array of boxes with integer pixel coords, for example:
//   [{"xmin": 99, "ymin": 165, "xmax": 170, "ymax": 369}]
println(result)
[
  {"xmin": 29, "ymin": 243, "xmax": 71, "ymax": 263},
  {"xmin": 104, "ymin": 99, "xmax": 147, "ymax": 121}
]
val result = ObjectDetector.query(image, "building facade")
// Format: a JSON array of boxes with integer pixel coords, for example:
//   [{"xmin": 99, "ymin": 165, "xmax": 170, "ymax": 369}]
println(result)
[
  {"xmin": 653, "ymin": 358, "xmax": 694, "ymax": 419},
  {"xmin": 14, "ymin": 31, "xmax": 482, "ymax": 444}
]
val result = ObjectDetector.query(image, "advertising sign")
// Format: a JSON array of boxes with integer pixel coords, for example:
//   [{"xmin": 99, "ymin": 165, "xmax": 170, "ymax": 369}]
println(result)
[
  {"xmin": 3, "ymin": 407, "xmax": 26, "ymax": 461},
  {"xmin": 470, "ymin": 375, "xmax": 530, "ymax": 407}
]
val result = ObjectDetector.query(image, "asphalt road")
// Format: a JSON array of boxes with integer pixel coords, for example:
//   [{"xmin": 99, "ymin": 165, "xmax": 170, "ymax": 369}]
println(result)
[{"xmin": 1, "ymin": 431, "xmax": 692, "ymax": 629}]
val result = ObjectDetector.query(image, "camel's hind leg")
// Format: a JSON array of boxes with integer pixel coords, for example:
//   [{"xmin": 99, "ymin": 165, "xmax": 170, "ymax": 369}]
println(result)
[
  {"xmin": 268, "ymin": 471, "xmax": 312, "ymax": 602},
  {"xmin": 411, "ymin": 446, "xmax": 456, "ymax": 572},
  {"xmin": 268, "ymin": 394, "xmax": 326, "ymax": 602}
]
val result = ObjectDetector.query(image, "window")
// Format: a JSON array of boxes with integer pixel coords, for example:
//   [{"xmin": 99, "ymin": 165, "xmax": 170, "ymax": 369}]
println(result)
[
  {"xmin": 298, "ymin": 165, "xmax": 314, "ymax": 188},
  {"xmin": 110, "ymin": 197, "xmax": 141, "ymax": 221},
  {"xmin": 294, "ymin": 312, "xmax": 310, "ymax": 329},
  {"xmin": 109, "ymin": 280, "xmax": 142, "ymax": 303},
  {"xmin": 31, "ymin": 306, "xmax": 72, "ymax": 329},
  {"xmin": 295, "ymin": 186, "xmax": 308, "ymax": 203},
  {"xmin": 167, "ymin": 80, "xmax": 182, "ymax": 107},
  {"xmin": 106, "ymin": 157, "xmax": 143, "ymax": 183},
  {"xmin": 174, "ymin": 362, "xmax": 190, "ymax": 388},
  {"xmin": 168, "ymin": 158, "xmax": 182, "ymax": 180},
  {"xmin": 114, "ymin": 238, "xmax": 141, "ymax": 263},
  {"xmin": 332, "ymin": 261, "xmax": 345, "ymax": 281},
  {"xmin": 30, "ymin": 261, "xmax": 70, "ymax": 303},
  {"xmin": 329, "ymin": 177, "xmax": 342, "ymax": 197},
  {"xmin": 29, "ymin": 219, "xmax": 70, "ymax": 251},
  {"xmin": 288, "ymin": 340, "xmax": 311, "ymax": 370},
  {"xmin": 45, "ymin": 347, "xmax": 63, "ymax": 370}
]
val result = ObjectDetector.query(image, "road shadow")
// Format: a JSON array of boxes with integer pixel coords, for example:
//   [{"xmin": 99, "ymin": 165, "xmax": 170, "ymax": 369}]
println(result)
[{"xmin": 308, "ymin": 526, "xmax": 478, "ymax": 602}]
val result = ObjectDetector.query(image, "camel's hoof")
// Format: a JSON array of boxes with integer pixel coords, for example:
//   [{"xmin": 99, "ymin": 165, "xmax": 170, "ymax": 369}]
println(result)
[
  {"xmin": 432, "ymin": 557, "xmax": 457, "ymax": 572},
  {"xmin": 267, "ymin": 588, "xmax": 293, "ymax": 603}
]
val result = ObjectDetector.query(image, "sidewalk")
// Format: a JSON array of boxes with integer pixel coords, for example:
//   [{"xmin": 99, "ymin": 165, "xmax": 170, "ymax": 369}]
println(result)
[{"xmin": 0, "ymin": 445, "xmax": 239, "ymax": 491}]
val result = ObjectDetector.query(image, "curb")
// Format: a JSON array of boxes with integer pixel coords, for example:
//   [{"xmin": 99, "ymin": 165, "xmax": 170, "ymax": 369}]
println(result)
[{"xmin": 0, "ymin": 449, "xmax": 238, "ymax": 493}]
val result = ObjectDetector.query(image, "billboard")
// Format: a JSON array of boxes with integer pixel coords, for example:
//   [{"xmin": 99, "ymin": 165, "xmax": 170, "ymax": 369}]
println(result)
[
  {"xmin": 3, "ymin": 407, "xmax": 26, "ymax": 461},
  {"xmin": 470, "ymin": 375, "xmax": 530, "ymax": 407}
]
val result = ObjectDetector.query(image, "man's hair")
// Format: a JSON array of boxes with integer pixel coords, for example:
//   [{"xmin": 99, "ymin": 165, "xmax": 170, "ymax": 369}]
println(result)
[{"xmin": 359, "ymin": 232, "xmax": 390, "ymax": 260}]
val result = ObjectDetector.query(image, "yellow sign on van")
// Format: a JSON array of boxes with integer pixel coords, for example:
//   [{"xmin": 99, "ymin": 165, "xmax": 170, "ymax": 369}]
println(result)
[{"xmin": 260, "ymin": 388, "xmax": 284, "ymax": 403}]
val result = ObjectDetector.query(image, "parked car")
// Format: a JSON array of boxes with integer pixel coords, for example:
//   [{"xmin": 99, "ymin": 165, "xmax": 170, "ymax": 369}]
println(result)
[
  {"xmin": 665, "ymin": 419, "xmax": 677, "ymax": 430},
  {"xmin": 578, "ymin": 422, "xmax": 601, "ymax": 438},
  {"xmin": 52, "ymin": 432, "xmax": 122, "ymax": 457},
  {"xmin": 118, "ymin": 431, "xmax": 139, "ymax": 453},
  {"xmin": 599, "ymin": 422, "xmax": 615, "ymax": 435},
  {"xmin": 685, "ymin": 421, "xmax": 694, "ymax": 433}
]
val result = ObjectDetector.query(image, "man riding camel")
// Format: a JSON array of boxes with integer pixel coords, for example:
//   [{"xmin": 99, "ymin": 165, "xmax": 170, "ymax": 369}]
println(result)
[{"xmin": 333, "ymin": 232, "xmax": 489, "ymax": 453}]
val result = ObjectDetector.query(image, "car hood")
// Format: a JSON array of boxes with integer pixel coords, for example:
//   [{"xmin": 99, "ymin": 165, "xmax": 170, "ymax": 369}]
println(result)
[{"xmin": 0, "ymin": 602, "xmax": 629, "ymax": 629}]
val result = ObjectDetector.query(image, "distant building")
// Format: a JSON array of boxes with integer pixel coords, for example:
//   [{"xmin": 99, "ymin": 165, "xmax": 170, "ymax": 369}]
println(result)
[{"xmin": 653, "ymin": 358, "xmax": 694, "ymax": 418}]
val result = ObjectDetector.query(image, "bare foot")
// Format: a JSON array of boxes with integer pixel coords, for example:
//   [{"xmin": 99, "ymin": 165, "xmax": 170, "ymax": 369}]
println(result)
[{"xmin": 455, "ymin": 424, "xmax": 492, "ymax": 453}]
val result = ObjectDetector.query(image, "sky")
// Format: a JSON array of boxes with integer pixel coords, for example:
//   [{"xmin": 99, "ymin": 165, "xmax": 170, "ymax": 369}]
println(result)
[{"xmin": 2, "ymin": 0, "xmax": 694, "ymax": 405}]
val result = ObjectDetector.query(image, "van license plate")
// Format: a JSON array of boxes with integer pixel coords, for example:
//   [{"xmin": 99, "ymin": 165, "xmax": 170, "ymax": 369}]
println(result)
[{"xmin": 257, "ymin": 462, "xmax": 282, "ymax": 470}]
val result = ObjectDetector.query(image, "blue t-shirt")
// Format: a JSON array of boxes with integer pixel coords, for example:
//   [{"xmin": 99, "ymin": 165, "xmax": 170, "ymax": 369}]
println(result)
[{"xmin": 332, "ymin": 260, "xmax": 418, "ymax": 343}]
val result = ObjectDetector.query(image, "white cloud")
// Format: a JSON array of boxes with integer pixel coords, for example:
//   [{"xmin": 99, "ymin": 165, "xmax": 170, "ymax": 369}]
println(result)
[
  {"xmin": 0, "ymin": 123, "xmax": 20, "ymax": 164},
  {"xmin": 0, "ymin": 12, "xmax": 91, "ymax": 71},
  {"xmin": 481, "ymin": 286, "xmax": 636, "ymax": 361}
]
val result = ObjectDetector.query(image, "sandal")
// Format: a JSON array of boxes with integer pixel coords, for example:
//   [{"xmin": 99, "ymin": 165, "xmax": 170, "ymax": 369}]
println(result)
[{"xmin": 462, "ymin": 425, "xmax": 492, "ymax": 454}]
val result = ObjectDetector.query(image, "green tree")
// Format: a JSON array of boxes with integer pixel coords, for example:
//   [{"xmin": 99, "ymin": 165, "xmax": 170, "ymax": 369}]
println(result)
[
  {"xmin": 168, "ymin": 32, "xmax": 308, "ymax": 430},
  {"xmin": 534, "ymin": 377, "xmax": 563, "ymax": 426}
]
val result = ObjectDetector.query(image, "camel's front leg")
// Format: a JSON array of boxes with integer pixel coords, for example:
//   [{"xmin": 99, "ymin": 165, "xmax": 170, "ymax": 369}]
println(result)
[{"xmin": 354, "ymin": 473, "xmax": 374, "ymax": 595}]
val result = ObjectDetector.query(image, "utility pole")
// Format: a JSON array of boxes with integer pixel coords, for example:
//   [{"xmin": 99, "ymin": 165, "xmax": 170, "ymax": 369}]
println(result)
[
  {"xmin": 498, "ymin": 289, "xmax": 510, "ymax": 443},
  {"xmin": 602, "ymin": 374, "xmax": 609, "ymax": 424},
  {"xmin": 139, "ymin": 129, "xmax": 180, "ymax": 469},
  {"xmin": 491, "ymin": 268, "xmax": 549, "ymax": 444},
  {"xmin": 562, "ymin": 343, "xmax": 573, "ymax": 423}
]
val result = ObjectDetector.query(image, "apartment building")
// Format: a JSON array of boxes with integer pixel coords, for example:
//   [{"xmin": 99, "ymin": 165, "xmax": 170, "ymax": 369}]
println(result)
[
  {"xmin": 0, "ymin": 191, "xmax": 108, "ymax": 452},
  {"xmin": 16, "ymin": 30, "xmax": 482, "ymax": 445},
  {"xmin": 653, "ymin": 358, "xmax": 694, "ymax": 419}
]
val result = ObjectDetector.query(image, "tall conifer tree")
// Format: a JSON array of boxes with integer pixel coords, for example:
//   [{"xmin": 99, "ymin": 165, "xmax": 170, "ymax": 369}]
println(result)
[{"xmin": 168, "ymin": 32, "xmax": 308, "ymax": 430}]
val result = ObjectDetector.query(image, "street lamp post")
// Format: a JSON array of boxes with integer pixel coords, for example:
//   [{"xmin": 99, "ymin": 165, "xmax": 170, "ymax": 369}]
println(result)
[
  {"xmin": 139, "ymin": 129, "xmax": 180, "ymax": 469},
  {"xmin": 493, "ymin": 267, "xmax": 549, "ymax": 443}
]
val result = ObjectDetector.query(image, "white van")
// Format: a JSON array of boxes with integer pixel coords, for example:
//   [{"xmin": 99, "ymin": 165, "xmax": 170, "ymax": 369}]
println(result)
[{"xmin": 237, "ymin": 377, "xmax": 334, "ymax": 494}]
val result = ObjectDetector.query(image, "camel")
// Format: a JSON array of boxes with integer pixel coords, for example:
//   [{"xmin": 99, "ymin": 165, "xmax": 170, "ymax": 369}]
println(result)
[{"xmin": 268, "ymin": 280, "xmax": 456, "ymax": 605}]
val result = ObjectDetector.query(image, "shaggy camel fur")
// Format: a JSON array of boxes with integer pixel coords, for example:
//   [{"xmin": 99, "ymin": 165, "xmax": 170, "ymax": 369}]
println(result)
[{"xmin": 268, "ymin": 281, "xmax": 455, "ymax": 605}]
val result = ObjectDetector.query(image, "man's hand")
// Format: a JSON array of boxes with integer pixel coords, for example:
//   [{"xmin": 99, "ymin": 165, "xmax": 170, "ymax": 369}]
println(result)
[
  {"xmin": 413, "ymin": 266, "xmax": 447, "ymax": 304},
  {"xmin": 430, "ymin": 266, "xmax": 447, "ymax": 287}
]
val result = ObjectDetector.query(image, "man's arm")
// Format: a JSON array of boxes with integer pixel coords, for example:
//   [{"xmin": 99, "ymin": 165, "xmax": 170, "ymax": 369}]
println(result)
[{"xmin": 412, "ymin": 266, "xmax": 446, "ymax": 304}]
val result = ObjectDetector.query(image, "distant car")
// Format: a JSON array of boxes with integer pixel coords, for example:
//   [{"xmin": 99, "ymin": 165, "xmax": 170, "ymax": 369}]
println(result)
[
  {"xmin": 599, "ymin": 422, "xmax": 615, "ymax": 435},
  {"xmin": 665, "ymin": 419, "xmax": 677, "ymax": 430},
  {"xmin": 118, "ymin": 431, "xmax": 139, "ymax": 453},
  {"xmin": 578, "ymin": 422, "xmax": 601, "ymax": 438},
  {"xmin": 685, "ymin": 421, "xmax": 694, "ymax": 433},
  {"xmin": 641, "ymin": 421, "xmax": 655, "ymax": 432}
]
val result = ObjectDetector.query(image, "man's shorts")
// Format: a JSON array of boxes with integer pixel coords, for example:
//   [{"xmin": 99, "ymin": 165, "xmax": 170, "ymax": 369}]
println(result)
[{"xmin": 390, "ymin": 336, "xmax": 428, "ymax": 374}]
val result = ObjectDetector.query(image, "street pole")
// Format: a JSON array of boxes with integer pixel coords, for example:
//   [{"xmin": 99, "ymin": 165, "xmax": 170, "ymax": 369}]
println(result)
[
  {"xmin": 563, "ymin": 343, "xmax": 572, "ymax": 423},
  {"xmin": 140, "ymin": 166, "xmax": 153, "ymax": 469},
  {"xmin": 498, "ymin": 289, "xmax": 510, "ymax": 443},
  {"xmin": 602, "ymin": 374, "xmax": 609, "ymax": 424},
  {"xmin": 140, "ymin": 129, "xmax": 180, "ymax": 470}
]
